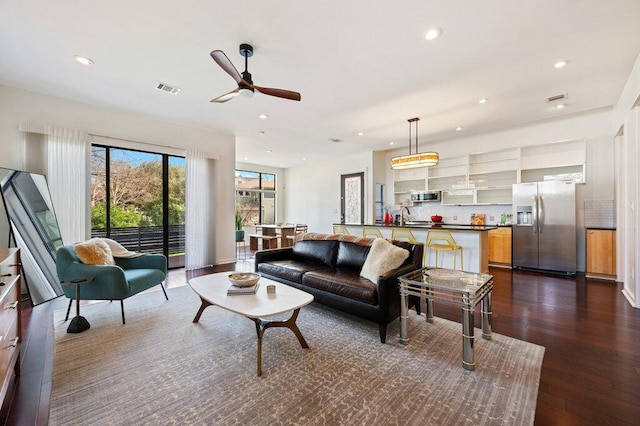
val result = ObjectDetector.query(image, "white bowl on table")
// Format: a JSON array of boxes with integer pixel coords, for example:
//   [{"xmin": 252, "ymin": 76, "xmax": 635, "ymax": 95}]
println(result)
[{"xmin": 228, "ymin": 272, "xmax": 260, "ymax": 287}]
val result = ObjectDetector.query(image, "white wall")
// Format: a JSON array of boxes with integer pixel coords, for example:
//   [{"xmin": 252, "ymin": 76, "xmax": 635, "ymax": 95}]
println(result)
[
  {"xmin": 0, "ymin": 84, "xmax": 237, "ymax": 265},
  {"xmin": 613, "ymin": 53, "xmax": 640, "ymax": 308},
  {"xmin": 284, "ymin": 151, "xmax": 374, "ymax": 234}
]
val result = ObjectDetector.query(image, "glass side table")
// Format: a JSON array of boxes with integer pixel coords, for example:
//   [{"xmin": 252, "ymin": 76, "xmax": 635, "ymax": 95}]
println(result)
[{"xmin": 398, "ymin": 268, "xmax": 493, "ymax": 371}]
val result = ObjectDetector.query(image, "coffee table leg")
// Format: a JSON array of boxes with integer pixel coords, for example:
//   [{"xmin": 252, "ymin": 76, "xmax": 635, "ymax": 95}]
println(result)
[
  {"xmin": 253, "ymin": 320, "xmax": 264, "ymax": 377},
  {"xmin": 425, "ymin": 289, "xmax": 434, "ymax": 324},
  {"xmin": 481, "ymin": 292, "xmax": 492, "ymax": 340},
  {"xmin": 462, "ymin": 298, "xmax": 475, "ymax": 371},
  {"xmin": 252, "ymin": 308, "xmax": 309, "ymax": 377},
  {"xmin": 192, "ymin": 298, "xmax": 213, "ymax": 323},
  {"xmin": 400, "ymin": 290, "xmax": 409, "ymax": 344}
]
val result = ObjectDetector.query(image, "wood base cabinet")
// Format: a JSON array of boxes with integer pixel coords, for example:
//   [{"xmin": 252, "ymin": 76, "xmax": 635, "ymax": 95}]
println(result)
[
  {"xmin": 0, "ymin": 249, "xmax": 21, "ymax": 409},
  {"xmin": 488, "ymin": 227, "xmax": 512, "ymax": 267},
  {"xmin": 586, "ymin": 229, "xmax": 616, "ymax": 280}
]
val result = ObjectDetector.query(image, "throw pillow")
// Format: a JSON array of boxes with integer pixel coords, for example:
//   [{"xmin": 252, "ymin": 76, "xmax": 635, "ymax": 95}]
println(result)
[
  {"xmin": 74, "ymin": 238, "xmax": 116, "ymax": 265},
  {"xmin": 360, "ymin": 238, "xmax": 409, "ymax": 283}
]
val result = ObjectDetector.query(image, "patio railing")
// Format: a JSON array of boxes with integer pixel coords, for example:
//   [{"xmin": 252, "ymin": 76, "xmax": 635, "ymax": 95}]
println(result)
[{"xmin": 92, "ymin": 224, "xmax": 185, "ymax": 256}]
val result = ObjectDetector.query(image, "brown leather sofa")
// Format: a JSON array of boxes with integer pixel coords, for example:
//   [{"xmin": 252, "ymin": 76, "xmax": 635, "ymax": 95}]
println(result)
[{"xmin": 254, "ymin": 233, "xmax": 424, "ymax": 343}]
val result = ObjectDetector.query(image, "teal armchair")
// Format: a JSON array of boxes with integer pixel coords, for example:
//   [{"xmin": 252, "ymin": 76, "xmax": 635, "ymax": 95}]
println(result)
[{"xmin": 56, "ymin": 245, "xmax": 168, "ymax": 324}]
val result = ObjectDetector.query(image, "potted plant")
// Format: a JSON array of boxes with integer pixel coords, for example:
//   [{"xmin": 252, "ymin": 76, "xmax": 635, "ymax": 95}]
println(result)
[{"xmin": 235, "ymin": 211, "xmax": 245, "ymax": 242}]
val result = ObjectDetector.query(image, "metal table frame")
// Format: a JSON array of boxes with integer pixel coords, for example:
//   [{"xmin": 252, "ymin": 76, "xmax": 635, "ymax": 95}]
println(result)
[{"xmin": 399, "ymin": 268, "xmax": 493, "ymax": 371}]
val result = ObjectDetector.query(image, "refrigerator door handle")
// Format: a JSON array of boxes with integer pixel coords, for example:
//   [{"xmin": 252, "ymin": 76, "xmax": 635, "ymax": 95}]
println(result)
[
  {"xmin": 538, "ymin": 195, "xmax": 544, "ymax": 234},
  {"xmin": 532, "ymin": 195, "xmax": 538, "ymax": 234}
]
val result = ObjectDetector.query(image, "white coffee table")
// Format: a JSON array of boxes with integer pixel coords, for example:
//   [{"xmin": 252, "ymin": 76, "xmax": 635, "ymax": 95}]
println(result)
[{"xmin": 188, "ymin": 273, "xmax": 314, "ymax": 376}]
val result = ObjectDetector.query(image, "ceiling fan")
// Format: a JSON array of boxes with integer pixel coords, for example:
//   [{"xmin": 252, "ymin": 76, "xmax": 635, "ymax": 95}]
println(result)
[{"xmin": 210, "ymin": 43, "xmax": 301, "ymax": 103}]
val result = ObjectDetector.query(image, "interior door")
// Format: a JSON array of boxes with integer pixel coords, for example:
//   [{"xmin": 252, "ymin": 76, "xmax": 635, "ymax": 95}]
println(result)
[{"xmin": 340, "ymin": 172, "xmax": 364, "ymax": 224}]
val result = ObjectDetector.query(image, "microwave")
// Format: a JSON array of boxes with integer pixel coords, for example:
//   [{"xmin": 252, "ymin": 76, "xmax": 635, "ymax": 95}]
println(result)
[{"xmin": 411, "ymin": 191, "xmax": 441, "ymax": 202}]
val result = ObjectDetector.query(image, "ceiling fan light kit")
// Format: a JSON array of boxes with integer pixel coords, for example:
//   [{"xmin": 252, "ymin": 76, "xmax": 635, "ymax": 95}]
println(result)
[
  {"xmin": 210, "ymin": 43, "xmax": 301, "ymax": 103},
  {"xmin": 390, "ymin": 117, "xmax": 439, "ymax": 169}
]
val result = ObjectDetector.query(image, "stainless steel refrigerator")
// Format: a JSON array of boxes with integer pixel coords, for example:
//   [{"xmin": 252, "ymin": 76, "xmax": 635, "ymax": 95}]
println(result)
[{"xmin": 512, "ymin": 181, "xmax": 576, "ymax": 274}]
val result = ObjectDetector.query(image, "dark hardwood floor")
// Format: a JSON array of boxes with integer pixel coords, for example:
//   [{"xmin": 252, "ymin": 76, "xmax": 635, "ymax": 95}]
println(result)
[{"xmin": 2, "ymin": 264, "xmax": 639, "ymax": 425}]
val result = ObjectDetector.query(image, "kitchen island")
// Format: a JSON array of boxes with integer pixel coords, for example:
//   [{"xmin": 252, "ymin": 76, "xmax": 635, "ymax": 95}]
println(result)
[{"xmin": 336, "ymin": 223, "xmax": 497, "ymax": 273}]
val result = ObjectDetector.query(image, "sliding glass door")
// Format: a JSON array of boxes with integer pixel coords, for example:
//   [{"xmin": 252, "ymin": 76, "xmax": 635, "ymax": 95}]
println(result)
[{"xmin": 91, "ymin": 145, "xmax": 185, "ymax": 268}]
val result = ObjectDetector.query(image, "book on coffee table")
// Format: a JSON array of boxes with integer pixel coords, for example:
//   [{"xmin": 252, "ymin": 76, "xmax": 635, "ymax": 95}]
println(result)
[{"xmin": 227, "ymin": 281, "xmax": 260, "ymax": 295}]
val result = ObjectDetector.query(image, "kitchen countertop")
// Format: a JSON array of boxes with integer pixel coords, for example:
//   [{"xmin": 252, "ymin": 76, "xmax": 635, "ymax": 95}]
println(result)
[{"xmin": 339, "ymin": 222, "xmax": 498, "ymax": 231}]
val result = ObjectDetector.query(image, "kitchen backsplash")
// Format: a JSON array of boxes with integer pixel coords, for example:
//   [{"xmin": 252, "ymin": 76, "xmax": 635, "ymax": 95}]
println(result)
[
  {"xmin": 584, "ymin": 200, "xmax": 616, "ymax": 229},
  {"xmin": 392, "ymin": 204, "xmax": 512, "ymax": 225}
]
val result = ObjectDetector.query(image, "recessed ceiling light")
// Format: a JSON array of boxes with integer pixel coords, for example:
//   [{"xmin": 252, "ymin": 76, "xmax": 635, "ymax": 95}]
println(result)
[
  {"xmin": 302, "ymin": 157, "xmax": 307, "ymax": 161},
  {"xmin": 554, "ymin": 104, "xmax": 566, "ymax": 110},
  {"xmin": 243, "ymin": 157, "xmax": 249, "ymax": 161},
  {"xmin": 266, "ymin": 150, "xmax": 272, "ymax": 153},
  {"xmin": 554, "ymin": 60, "xmax": 568, "ymax": 69},
  {"xmin": 357, "ymin": 132, "xmax": 364, "ymax": 136},
  {"xmin": 74, "ymin": 55, "xmax": 94, "ymax": 66},
  {"xmin": 456, "ymin": 126, "xmax": 464, "ymax": 131},
  {"xmin": 389, "ymin": 141, "xmax": 395, "ymax": 146},
  {"xmin": 425, "ymin": 28, "xmax": 442, "ymax": 40},
  {"xmin": 478, "ymin": 98, "xmax": 488, "ymax": 104},
  {"xmin": 258, "ymin": 114, "xmax": 268, "ymax": 119}
]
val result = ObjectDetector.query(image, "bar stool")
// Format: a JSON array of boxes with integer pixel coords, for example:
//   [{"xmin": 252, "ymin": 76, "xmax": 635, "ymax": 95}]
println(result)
[
  {"xmin": 362, "ymin": 226, "xmax": 383, "ymax": 238},
  {"xmin": 333, "ymin": 225, "xmax": 350, "ymax": 234},
  {"xmin": 391, "ymin": 227, "xmax": 417, "ymax": 243},
  {"xmin": 425, "ymin": 229, "xmax": 463, "ymax": 270}
]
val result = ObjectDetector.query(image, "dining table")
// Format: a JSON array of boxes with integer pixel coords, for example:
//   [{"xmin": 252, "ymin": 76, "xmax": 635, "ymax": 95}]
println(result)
[{"xmin": 255, "ymin": 224, "xmax": 296, "ymax": 248}]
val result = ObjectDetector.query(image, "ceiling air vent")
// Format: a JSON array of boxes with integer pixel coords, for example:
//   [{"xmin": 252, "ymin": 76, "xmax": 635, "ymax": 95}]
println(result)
[
  {"xmin": 156, "ymin": 83, "xmax": 181, "ymax": 95},
  {"xmin": 547, "ymin": 93, "xmax": 567, "ymax": 103}
]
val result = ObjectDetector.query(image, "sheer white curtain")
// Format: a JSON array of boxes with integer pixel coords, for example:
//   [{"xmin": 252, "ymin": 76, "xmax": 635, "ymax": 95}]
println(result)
[
  {"xmin": 185, "ymin": 149, "xmax": 216, "ymax": 268},
  {"xmin": 47, "ymin": 127, "xmax": 90, "ymax": 245}
]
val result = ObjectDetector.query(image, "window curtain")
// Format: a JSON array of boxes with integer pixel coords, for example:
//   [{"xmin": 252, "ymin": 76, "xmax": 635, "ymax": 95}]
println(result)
[
  {"xmin": 46, "ymin": 127, "xmax": 90, "ymax": 245},
  {"xmin": 185, "ymin": 149, "xmax": 216, "ymax": 269}
]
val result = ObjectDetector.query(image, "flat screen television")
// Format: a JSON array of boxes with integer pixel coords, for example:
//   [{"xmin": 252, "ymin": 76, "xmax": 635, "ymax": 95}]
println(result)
[{"xmin": 0, "ymin": 167, "xmax": 64, "ymax": 305}]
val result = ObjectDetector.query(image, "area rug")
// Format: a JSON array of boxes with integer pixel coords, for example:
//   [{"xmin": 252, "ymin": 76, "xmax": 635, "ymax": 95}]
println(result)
[{"xmin": 50, "ymin": 285, "xmax": 544, "ymax": 425}]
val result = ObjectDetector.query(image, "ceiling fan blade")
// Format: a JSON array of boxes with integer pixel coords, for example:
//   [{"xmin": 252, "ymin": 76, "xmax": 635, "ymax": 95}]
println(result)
[
  {"xmin": 253, "ymin": 85, "xmax": 301, "ymax": 101},
  {"xmin": 210, "ymin": 50, "xmax": 242, "ymax": 84},
  {"xmin": 210, "ymin": 88, "xmax": 239, "ymax": 103}
]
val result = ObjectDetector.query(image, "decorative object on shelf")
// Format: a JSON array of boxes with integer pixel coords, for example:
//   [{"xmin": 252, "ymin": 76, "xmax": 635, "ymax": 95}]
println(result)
[
  {"xmin": 390, "ymin": 117, "xmax": 439, "ymax": 170},
  {"xmin": 431, "ymin": 215, "xmax": 443, "ymax": 223}
]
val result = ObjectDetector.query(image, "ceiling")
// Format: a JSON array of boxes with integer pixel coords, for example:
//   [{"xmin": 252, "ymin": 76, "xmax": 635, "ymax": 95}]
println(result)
[{"xmin": 1, "ymin": 1, "xmax": 639, "ymax": 168}]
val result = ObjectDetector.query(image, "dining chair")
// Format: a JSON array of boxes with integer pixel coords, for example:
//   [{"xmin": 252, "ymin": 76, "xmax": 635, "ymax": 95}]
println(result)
[
  {"xmin": 286, "ymin": 223, "xmax": 309, "ymax": 244},
  {"xmin": 391, "ymin": 227, "xmax": 417, "ymax": 243},
  {"xmin": 362, "ymin": 226, "xmax": 383, "ymax": 238}
]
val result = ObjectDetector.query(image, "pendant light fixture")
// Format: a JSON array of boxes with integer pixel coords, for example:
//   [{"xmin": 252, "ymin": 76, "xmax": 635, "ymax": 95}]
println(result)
[{"xmin": 390, "ymin": 117, "xmax": 439, "ymax": 169}]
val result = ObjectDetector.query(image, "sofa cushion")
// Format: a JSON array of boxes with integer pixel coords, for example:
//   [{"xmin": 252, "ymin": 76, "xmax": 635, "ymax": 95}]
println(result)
[
  {"xmin": 257, "ymin": 260, "xmax": 328, "ymax": 284},
  {"xmin": 360, "ymin": 238, "xmax": 410, "ymax": 283},
  {"xmin": 124, "ymin": 268, "xmax": 166, "ymax": 294},
  {"xmin": 292, "ymin": 240, "xmax": 338, "ymax": 267},
  {"xmin": 302, "ymin": 268, "xmax": 377, "ymax": 304},
  {"xmin": 74, "ymin": 238, "xmax": 115, "ymax": 266},
  {"xmin": 336, "ymin": 241, "xmax": 371, "ymax": 270}
]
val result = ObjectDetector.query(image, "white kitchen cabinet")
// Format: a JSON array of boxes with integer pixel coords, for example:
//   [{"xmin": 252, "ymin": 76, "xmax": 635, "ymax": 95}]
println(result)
[{"xmin": 392, "ymin": 140, "xmax": 586, "ymax": 206}]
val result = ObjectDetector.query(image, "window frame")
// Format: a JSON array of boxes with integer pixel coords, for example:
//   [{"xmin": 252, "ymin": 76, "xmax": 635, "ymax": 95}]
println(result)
[{"xmin": 235, "ymin": 169, "xmax": 277, "ymax": 225}]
